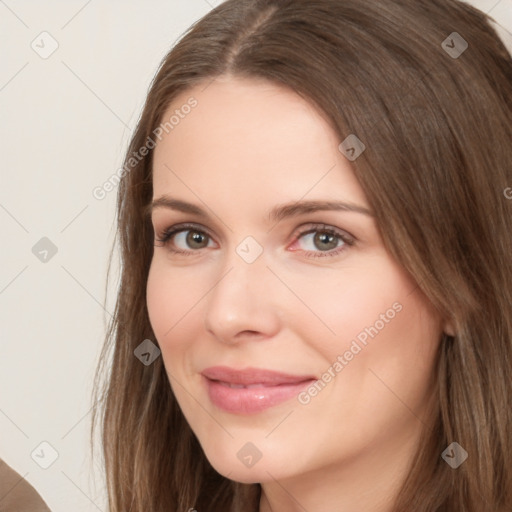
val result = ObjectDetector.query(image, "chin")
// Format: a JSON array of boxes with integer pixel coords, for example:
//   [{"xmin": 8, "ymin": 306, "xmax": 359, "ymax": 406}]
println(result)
[
  {"xmin": 205, "ymin": 444, "xmax": 299, "ymax": 485},
  {"xmin": 208, "ymin": 457, "xmax": 265, "ymax": 483}
]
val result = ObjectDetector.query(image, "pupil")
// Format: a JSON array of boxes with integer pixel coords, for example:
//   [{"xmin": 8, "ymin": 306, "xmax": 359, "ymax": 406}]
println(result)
[{"xmin": 314, "ymin": 232, "xmax": 337, "ymax": 251}]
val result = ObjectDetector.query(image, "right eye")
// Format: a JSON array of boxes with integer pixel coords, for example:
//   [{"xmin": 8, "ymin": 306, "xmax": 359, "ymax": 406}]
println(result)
[{"xmin": 155, "ymin": 223, "xmax": 216, "ymax": 254}]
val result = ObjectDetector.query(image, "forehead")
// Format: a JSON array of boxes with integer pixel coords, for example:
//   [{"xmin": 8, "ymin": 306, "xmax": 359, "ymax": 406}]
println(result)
[{"xmin": 151, "ymin": 76, "xmax": 367, "ymax": 209}]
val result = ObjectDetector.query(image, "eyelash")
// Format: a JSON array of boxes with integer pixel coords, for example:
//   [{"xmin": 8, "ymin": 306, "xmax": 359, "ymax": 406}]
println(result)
[{"xmin": 154, "ymin": 222, "xmax": 355, "ymax": 259}]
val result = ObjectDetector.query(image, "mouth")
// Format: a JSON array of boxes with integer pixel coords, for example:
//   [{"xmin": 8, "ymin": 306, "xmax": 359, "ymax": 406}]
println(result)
[
  {"xmin": 201, "ymin": 366, "xmax": 317, "ymax": 414},
  {"xmin": 216, "ymin": 382, "xmax": 294, "ymax": 389}
]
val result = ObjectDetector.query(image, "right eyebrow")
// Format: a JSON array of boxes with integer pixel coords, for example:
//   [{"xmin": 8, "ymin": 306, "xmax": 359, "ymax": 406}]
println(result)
[{"xmin": 144, "ymin": 196, "xmax": 208, "ymax": 218}]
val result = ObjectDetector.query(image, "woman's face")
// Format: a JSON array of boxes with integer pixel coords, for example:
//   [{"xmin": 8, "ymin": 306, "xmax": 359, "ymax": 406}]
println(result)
[{"xmin": 147, "ymin": 76, "xmax": 446, "ymax": 493}]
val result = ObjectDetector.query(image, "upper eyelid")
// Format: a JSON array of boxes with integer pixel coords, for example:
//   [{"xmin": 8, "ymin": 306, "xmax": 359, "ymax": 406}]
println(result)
[
  {"xmin": 155, "ymin": 222, "xmax": 217, "ymax": 243},
  {"xmin": 154, "ymin": 221, "xmax": 212, "ymax": 235},
  {"xmin": 155, "ymin": 221, "xmax": 350, "ymax": 235},
  {"xmin": 155, "ymin": 222, "xmax": 355, "ymax": 247},
  {"xmin": 294, "ymin": 223, "xmax": 353, "ymax": 237}
]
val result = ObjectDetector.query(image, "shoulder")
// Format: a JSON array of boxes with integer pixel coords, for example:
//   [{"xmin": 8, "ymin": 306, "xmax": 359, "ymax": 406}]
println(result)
[{"xmin": 0, "ymin": 458, "xmax": 51, "ymax": 512}]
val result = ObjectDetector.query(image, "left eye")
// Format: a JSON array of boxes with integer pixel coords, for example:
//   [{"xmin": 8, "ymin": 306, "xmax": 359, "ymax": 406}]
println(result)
[{"xmin": 297, "ymin": 230, "xmax": 344, "ymax": 252}]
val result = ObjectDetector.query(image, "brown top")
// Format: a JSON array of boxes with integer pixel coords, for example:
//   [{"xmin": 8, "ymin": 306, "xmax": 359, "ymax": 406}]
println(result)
[{"xmin": 0, "ymin": 459, "xmax": 51, "ymax": 512}]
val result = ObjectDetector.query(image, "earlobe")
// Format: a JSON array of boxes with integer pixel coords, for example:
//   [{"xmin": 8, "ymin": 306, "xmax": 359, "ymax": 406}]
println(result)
[{"xmin": 443, "ymin": 319, "xmax": 456, "ymax": 337}]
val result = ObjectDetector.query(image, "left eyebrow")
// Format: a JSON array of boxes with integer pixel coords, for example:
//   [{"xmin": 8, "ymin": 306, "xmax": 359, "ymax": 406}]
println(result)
[
  {"xmin": 145, "ymin": 196, "xmax": 373, "ymax": 221},
  {"xmin": 268, "ymin": 200, "xmax": 374, "ymax": 223}
]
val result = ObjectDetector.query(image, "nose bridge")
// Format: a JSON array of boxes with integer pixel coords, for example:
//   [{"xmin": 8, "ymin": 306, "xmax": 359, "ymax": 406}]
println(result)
[
  {"xmin": 203, "ymin": 241, "xmax": 280, "ymax": 342},
  {"xmin": 217, "ymin": 236, "xmax": 270, "ymax": 297}
]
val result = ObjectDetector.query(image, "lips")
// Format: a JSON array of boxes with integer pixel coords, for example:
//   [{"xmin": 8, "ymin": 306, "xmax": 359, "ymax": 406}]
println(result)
[
  {"xmin": 201, "ymin": 366, "xmax": 316, "ymax": 386},
  {"xmin": 201, "ymin": 366, "xmax": 316, "ymax": 414}
]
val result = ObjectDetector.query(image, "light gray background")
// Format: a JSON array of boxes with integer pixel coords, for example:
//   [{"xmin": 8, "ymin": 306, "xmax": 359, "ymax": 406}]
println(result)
[{"xmin": 1, "ymin": 1, "xmax": 511, "ymax": 511}]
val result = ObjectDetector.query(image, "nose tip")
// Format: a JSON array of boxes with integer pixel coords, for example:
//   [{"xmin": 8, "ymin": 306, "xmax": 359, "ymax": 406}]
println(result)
[{"xmin": 203, "ymin": 259, "xmax": 281, "ymax": 345}]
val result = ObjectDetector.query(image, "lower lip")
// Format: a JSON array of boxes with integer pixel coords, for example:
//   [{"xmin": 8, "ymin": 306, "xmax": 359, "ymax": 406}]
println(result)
[{"xmin": 203, "ymin": 376, "xmax": 315, "ymax": 414}]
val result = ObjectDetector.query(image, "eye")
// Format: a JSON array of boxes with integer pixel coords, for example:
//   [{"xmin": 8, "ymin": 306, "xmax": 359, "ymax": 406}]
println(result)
[
  {"xmin": 155, "ymin": 223, "xmax": 215, "ymax": 253},
  {"xmin": 289, "ymin": 224, "xmax": 355, "ymax": 258},
  {"xmin": 154, "ymin": 222, "xmax": 355, "ymax": 258}
]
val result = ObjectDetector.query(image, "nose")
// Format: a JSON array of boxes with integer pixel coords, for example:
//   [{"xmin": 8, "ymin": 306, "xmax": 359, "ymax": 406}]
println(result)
[{"xmin": 203, "ymin": 251, "xmax": 282, "ymax": 345}]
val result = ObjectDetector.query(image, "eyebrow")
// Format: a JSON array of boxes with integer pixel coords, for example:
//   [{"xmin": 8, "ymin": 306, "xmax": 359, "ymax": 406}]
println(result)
[{"xmin": 146, "ymin": 195, "xmax": 373, "ymax": 222}]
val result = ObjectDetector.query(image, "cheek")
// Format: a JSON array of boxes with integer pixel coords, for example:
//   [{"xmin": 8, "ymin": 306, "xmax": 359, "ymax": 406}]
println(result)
[
  {"xmin": 279, "ymin": 257, "xmax": 413, "ymax": 358},
  {"xmin": 291, "ymin": 269, "xmax": 442, "ymax": 455},
  {"xmin": 324, "ymin": 279, "xmax": 441, "ymax": 423},
  {"xmin": 146, "ymin": 260, "xmax": 199, "ymax": 348},
  {"xmin": 146, "ymin": 262, "xmax": 171, "ymax": 340},
  {"xmin": 291, "ymin": 257, "xmax": 442, "ymax": 393}
]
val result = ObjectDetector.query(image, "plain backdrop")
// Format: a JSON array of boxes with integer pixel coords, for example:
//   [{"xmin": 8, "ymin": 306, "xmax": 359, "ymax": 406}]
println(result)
[{"xmin": 1, "ymin": 1, "xmax": 511, "ymax": 511}]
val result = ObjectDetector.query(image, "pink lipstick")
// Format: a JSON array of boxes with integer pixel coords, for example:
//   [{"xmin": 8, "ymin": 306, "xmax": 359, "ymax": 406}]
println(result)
[{"xmin": 201, "ymin": 366, "xmax": 316, "ymax": 414}]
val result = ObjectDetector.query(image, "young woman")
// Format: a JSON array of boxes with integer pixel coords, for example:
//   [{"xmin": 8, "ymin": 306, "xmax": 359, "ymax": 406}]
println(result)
[{"xmin": 93, "ymin": 0, "xmax": 512, "ymax": 510}]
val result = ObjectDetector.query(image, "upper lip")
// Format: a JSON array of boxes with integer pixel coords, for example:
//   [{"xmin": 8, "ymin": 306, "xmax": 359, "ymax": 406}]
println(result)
[{"xmin": 201, "ymin": 366, "xmax": 316, "ymax": 386}]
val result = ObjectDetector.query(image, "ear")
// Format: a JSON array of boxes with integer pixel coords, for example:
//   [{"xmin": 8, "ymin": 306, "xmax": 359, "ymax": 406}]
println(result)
[{"xmin": 442, "ymin": 318, "xmax": 456, "ymax": 337}]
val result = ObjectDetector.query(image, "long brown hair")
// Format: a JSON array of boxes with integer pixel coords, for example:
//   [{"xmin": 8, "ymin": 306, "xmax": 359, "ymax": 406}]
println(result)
[{"xmin": 92, "ymin": 1, "xmax": 512, "ymax": 510}]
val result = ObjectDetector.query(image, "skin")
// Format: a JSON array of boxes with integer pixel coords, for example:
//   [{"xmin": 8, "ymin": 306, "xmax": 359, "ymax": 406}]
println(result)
[{"xmin": 146, "ymin": 75, "xmax": 451, "ymax": 512}]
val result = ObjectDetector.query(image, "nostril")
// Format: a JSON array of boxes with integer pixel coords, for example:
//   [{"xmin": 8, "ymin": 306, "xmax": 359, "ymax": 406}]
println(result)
[{"xmin": 235, "ymin": 330, "xmax": 264, "ymax": 339}]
